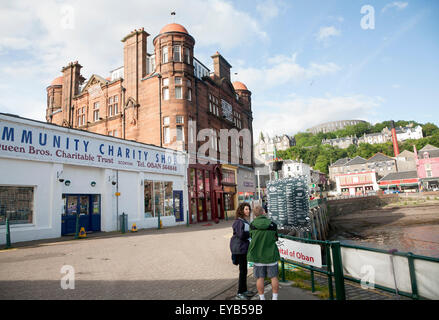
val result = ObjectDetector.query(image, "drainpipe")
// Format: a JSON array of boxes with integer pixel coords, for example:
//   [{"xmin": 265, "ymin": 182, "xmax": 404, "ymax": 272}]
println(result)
[
  {"xmin": 122, "ymin": 87, "xmax": 126, "ymax": 139},
  {"xmin": 116, "ymin": 170, "xmax": 119, "ymax": 231},
  {"xmin": 158, "ymin": 74, "xmax": 162, "ymax": 147},
  {"xmin": 68, "ymin": 64, "xmax": 73, "ymax": 127}
]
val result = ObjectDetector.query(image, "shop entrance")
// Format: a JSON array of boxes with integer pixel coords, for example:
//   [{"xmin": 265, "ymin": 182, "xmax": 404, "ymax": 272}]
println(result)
[
  {"xmin": 62, "ymin": 194, "xmax": 101, "ymax": 235},
  {"xmin": 173, "ymin": 190, "xmax": 184, "ymax": 222}
]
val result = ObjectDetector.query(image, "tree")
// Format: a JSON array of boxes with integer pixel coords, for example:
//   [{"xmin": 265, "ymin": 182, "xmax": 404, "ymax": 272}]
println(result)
[
  {"xmin": 314, "ymin": 154, "xmax": 329, "ymax": 174},
  {"xmin": 422, "ymin": 123, "xmax": 439, "ymax": 137}
]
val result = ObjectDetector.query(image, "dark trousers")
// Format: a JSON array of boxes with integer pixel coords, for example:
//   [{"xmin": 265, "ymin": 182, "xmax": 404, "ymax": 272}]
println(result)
[{"xmin": 235, "ymin": 254, "xmax": 248, "ymax": 294}]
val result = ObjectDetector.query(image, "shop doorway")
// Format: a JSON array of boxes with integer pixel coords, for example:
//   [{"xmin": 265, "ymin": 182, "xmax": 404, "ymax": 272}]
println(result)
[
  {"xmin": 215, "ymin": 192, "xmax": 224, "ymax": 220},
  {"xmin": 62, "ymin": 194, "xmax": 101, "ymax": 236},
  {"xmin": 173, "ymin": 190, "xmax": 184, "ymax": 222}
]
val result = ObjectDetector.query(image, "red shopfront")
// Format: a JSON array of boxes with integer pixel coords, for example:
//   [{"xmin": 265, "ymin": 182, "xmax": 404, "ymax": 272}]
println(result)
[{"xmin": 188, "ymin": 164, "xmax": 224, "ymax": 223}]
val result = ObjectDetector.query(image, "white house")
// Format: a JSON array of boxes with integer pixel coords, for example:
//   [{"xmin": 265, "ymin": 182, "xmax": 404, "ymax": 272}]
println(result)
[
  {"xmin": 395, "ymin": 125, "xmax": 423, "ymax": 141},
  {"xmin": 0, "ymin": 113, "xmax": 188, "ymax": 245},
  {"xmin": 281, "ymin": 160, "xmax": 312, "ymax": 185}
]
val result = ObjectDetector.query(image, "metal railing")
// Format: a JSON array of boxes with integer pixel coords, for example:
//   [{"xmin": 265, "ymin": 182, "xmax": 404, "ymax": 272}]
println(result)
[
  {"xmin": 278, "ymin": 234, "xmax": 439, "ymax": 300},
  {"xmin": 278, "ymin": 234, "xmax": 345, "ymax": 300},
  {"xmin": 327, "ymin": 192, "xmax": 377, "ymax": 201}
]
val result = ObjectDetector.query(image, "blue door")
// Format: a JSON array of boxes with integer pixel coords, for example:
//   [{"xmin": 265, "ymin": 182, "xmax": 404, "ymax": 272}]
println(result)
[
  {"xmin": 62, "ymin": 194, "xmax": 101, "ymax": 235},
  {"xmin": 173, "ymin": 191, "xmax": 184, "ymax": 222}
]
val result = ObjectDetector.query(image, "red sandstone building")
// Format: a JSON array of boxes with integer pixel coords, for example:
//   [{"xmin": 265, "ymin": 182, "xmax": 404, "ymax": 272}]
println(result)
[{"xmin": 45, "ymin": 23, "xmax": 255, "ymax": 223}]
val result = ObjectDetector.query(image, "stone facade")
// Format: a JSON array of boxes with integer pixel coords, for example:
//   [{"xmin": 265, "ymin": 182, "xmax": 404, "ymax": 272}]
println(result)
[
  {"xmin": 322, "ymin": 135, "xmax": 357, "ymax": 149},
  {"xmin": 45, "ymin": 23, "xmax": 254, "ymax": 223},
  {"xmin": 416, "ymin": 144, "xmax": 439, "ymax": 190},
  {"xmin": 329, "ymin": 153, "xmax": 398, "ymax": 192},
  {"xmin": 308, "ymin": 120, "xmax": 368, "ymax": 134},
  {"xmin": 254, "ymin": 132, "xmax": 295, "ymax": 163},
  {"xmin": 395, "ymin": 150, "xmax": 417, "ymax": 172}
]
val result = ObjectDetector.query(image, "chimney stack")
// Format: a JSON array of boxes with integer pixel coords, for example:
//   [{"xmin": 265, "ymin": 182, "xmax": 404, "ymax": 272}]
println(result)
[
  {"xmin": 390, "ymin": 120, "xmax": 400, "ymax": 156},
  {"xmin": 211, "ymin": 52, "xmax": 232, "ymax": 81}
]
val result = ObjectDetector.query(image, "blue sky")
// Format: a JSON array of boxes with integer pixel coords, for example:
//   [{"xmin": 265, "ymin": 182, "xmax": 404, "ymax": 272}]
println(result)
[{"xmin": 0, "ymin": 0, "xmax": 438, "ymax": 139}]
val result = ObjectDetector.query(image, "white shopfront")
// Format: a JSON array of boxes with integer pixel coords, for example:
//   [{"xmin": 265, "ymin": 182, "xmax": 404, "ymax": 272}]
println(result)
[{"xmin": 0, "ymin": 113, "xmax": 188, "ymax": 244}]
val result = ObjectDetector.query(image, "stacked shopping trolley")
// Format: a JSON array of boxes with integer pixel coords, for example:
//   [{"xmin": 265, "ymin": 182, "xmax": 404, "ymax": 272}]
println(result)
[{"xmin": 267, "ymin": 176, "xmax": 310, "ymax": 230}]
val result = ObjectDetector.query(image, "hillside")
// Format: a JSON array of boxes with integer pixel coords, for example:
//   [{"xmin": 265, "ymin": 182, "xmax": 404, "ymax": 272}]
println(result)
[{"xmin": 277, "ymin": 121, "xmax": 439, "ymax": 174}]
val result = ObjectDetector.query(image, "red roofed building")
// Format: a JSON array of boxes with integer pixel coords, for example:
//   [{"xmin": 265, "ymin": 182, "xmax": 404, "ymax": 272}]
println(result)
[{"xmin": 45, "ymin": 23, "xmax": 254, "ymax": 224}]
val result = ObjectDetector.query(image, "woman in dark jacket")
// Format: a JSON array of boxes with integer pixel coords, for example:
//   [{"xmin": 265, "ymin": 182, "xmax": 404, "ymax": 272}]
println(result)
[{"xmin": 229, "ymin": 202, "xmax": 254, "ymax": 299}]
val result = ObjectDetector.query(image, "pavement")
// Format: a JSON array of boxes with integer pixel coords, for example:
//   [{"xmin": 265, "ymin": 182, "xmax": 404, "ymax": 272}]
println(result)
[
  {"xmin": 0, "ymin": 219, "xmax": 411, "ymax": 300},
  {"xmin": 209, "ymin": 270, "xmax": 320, "ymax": 301}
]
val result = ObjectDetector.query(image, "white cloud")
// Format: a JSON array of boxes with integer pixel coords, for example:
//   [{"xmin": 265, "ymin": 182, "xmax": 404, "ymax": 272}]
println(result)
[
  {"xmin": 382, "ymin": 2, "xmax": 409, "ymax": 13},
  {"xmin": 392, "ymin": 84, "xmax": 401, "ymax": 89},
  {"xmin": 236, "ymin": 53, "xmax": 340, "ymax": 93},
  {"xmin": 253, "ymin": 94, "xmax": 383, "ymax": 137},
  {"xmin": 256, "ymin": 0, "xmax": 284, "ymax": 21},
  {"xmin": 316, "ymin": 26, "xmax": 341, "ymax": 42},
  {"xmin": 0, "ymin": 0, "xmax": 267, "ymax": 120}
]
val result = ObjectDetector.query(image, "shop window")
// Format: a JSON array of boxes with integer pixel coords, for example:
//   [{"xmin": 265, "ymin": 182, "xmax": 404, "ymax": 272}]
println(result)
[
  {"xmin": 144, "ymin": 181, "xmax": 153, "ymax": 217},
  {"xmin": 222, "ymin": 169, "xmax": 235, "ymax": 184},
  {"xmin": 0, "ymin": 186, "xmax": 33, "ymax": 225},
  {"xmin": 144, "ymin": 181, "xmax": 173, "ymax": 218},
  {"xmin": 197, "ymin": 170, "xmax": 204, "ymax": 193},
  {"xmin": 204, "ymin": 170, "xmax": 210, "ymax": 192},
  {"xmin": 164, "ymin": 182, "xmax": 173, "ymax": 216},
  {"xmin": 224, "ymin": 193, "xmax": 235, "ymax": 211}
]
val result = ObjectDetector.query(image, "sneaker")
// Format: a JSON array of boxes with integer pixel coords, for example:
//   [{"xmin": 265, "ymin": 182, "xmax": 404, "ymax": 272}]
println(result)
[
  {"xmin": 243, "ymin": 291, "xmax": 256, "ymax": 297},
  {"xmin": 235, "ymin": 293, "xmax": 248, "ymax": 300}
]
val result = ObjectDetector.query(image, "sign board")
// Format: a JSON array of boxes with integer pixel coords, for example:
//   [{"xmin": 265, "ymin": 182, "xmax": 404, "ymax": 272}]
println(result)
[
  {"xmin": 277, "ymin": 238, "xmax": 322, "ymax": 268},
  {"xmin": 0, "ymin": 115, "xmax": 186, "ymax": 176},
  {"xmin": 267, "ymin": 177, "xmax": 310, "ymax": 227}
]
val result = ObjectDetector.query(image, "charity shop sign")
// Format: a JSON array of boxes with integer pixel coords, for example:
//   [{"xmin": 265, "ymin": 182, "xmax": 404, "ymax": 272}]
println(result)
[
  {"xmin": 0, "ymin": 114, "xmax": 186, "ymax": 175},
  {"xmin": 277, "ymin": 238, "xmax": 322, "ymax": 268}
]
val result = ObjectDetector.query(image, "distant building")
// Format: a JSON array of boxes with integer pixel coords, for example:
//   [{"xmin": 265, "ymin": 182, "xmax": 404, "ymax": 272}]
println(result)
[
  {"xmin": 416, "ymin": 144, "xmax": 439, "ymax": 190},
  {"xmin": 281, "ymin": 160, "xmax": 312, "ymax": 184},
  {"xmin": 254, "ymin": 132, "xmax": 295, "ymax": 163},
  {"xmin": 383, "ymin": 124, "xmax": 423, "ymax": 142},
  {"xmin": 395, "ymin": 150, "xmax": 417, "ymax": 172},
  {"xmin": 322, "ymin": 135, "xmax": 358, "ymax": 149},
  {"xmin": 308, "ymin": 120, "xmax": 369, "ymax": 134},
  {"xmin": 335, "ymin": 171, "xmax": 379, "ymax": 195},
  {"xmin": 280, "ymin": 160, "xmax": 326, "ymax": 191},
  {"xmin": 320, "ymin": 123, "xmax": 423, "ymax": 149},
  {"xmin": 358, "ymin": 132, "xmax": 392, "ymax": 145},
  {"xmin": 329, "ymin": 152, "xmax": 398, "ymax": 193},
  {"xmin": 379, "ymin": 171, "xmax": 419, "ymax": 193}
]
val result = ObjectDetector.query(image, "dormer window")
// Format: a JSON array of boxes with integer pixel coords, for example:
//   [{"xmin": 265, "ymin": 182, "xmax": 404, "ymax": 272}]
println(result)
[{"xmin": 423, "ymin": 152, "xmax": 429, "ymax": 159}]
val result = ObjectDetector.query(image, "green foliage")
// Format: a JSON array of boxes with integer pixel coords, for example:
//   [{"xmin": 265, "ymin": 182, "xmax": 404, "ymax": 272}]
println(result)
[
  {"xmin": 283, "ymin": 120, "xmax": 439, "ymax": 174},
  {"xmin": 422, "ymin": 123, "xmax": 439, "ymax": 137}
]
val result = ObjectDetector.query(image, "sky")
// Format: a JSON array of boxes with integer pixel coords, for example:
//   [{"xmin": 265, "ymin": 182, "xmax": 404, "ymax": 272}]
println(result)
[{"xmin": 0, "ymin": 0, "xmax": 438, "ymax": 140}]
